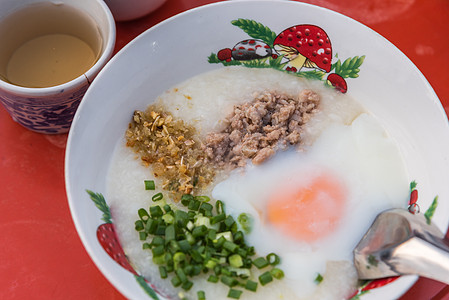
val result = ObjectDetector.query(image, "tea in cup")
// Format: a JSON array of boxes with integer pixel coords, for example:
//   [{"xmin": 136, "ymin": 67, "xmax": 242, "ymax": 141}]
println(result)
[{"xmin": 0, "ymin": 0, "xmax": 116, "ymax": 134}]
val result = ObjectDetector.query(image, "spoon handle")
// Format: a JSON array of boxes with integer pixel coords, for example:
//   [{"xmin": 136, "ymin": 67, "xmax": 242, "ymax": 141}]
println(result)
[{"xmin": 392, "ymin": 235, "xmax": 449, "ymax": 284}]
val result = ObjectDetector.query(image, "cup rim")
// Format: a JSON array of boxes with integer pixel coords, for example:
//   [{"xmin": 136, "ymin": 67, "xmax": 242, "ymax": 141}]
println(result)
[{"xmin": 0, "ymin": 0, "xmax": 116, "ymax": 97}]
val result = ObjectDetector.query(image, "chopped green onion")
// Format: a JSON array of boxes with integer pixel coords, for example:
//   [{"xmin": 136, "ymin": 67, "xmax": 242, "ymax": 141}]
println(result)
[
  {"xmin": 199, "ymin": 202, "xmax": 213, "ymax": 212},
  {"xmin": 138, "ymin": 208, "xmax": 150, "ymax": 221},
  {"xmin": 207, "ymin": 229, "xmax": 217, "ymax": 241},
  {"xmin": 162, "ymin": 213, "xmax": 174, "ymax": 224},
  {"xmin": 169, "ymin": 240, "xmax": 181, "ymax": 253},
  {"xmin": 229, "ymin": 254, "xmax": 243, "ymax": 268},
  {"xmin": 152, "ymin": 192, "xmax": 163, "ymax": 202},
  {"xmin": 165, "ymin": 224, "xmax": 176, "ymax": 242},
  {"xmin": 152, "ymin": 245, "xmax": 165, "ymax": 256},
  {"xmin": 151, "ymin": 236, "xmax": 164, "ymax": 246},
  {"xmin": 149, "ymin": 205, "xmax": 163, "ymax": 217},
  {"xmin": 267, "ymin": 253, "xmax": 280, "ymax": 266},
  {"xmin": 185, "ymin": 232, "xmax": 195, "ymax": 244},
  {"xmin": 230, "ymin": 266, "xmax": 250, "ymax": 277},
  {"xmin": 196, "ymin": 245, "xmax": 205, "ymax": 254},
  {"xmin": 259, "ymin": 271, "xmax": 273, "ymax": 286},
  {"xmin": 173, "ymin": 252, "xmax": 186, "ymax": 269},
  {"xmin": 223, "ymin": 241, "xmax": 238, "ymax": 253},
  {"xmin": 159, "ymin": 266, "xmax": 168, "ymax": 278},
  {"xmin": 145, "ymin": 219, "xmax": 157, "ymax": 234},
  {"xmin": 192, "ymin": 225, "xmax": 208, "ymax": 238},
  {"xmin": 314, "ymin": 273, "xmax": 323, "ymax": 284},
  {"xmin": 186, "ymin": 220, "xmax": 194, "ymax": 231},
  {"xmin": 207, "ymin": 274, "xmax": 219, "ymax": 283},
  {"xmin": 163, "ymin": 204, "xmax": 172, "ymax": 213},
  {"xmin": 205, "ymin": 259, "xmax": 217, "ymax": 269},
  {"xmin": 135, "ymin": 220, "xmax": 144, "ymax": 231},
  {"xmin": 236, "ymin": 248, "xmax": 247, "ymax": 258},
  {"xmin": 237, "ymin": 213, "xmax": 252, "ymax": 234},
  {"xmin": 253, "ymin": 257, "xmax": 269, "ymax": 269},
  {"xmin": 190, "ymin": 249, "xmax": 203, "ymax": 263},
  {"xmin": 175, "ymin": 210, "xmax": 189, "ymax": 227},
  {"xmin": 155, "ymin": 224, "xmax": 166, "ymax": 235},
  {"xmin": 233, "ymin": 231, "xmax": 244, "ymax": 244},
  {"xmin": 194, "ymin": 215, "xmax": 210, "ymax": 227},
  {"xmin": 216, "ymin": 200, "xmax": 225, "ymax": 214},
  {"xmin": 166, "ymin": 262, "xmax": 174, "ymax": 273},
  {"xmin": 178, "ymin": 239, "xmax": 191, "ymax": 252},
  {"xmin": 245, "ymin": 280, "xmax": 258, "ymax": 292},
  {"xmin": 187, "ymin": 211, "xmax": 196, "ymax": 219},
  {"xmin": 192, "ymin": 265, "xmax": 202, "ymax": 276},
  {"xmin": 224, "ymin": 215, "xmax": 235, "ymax": 228},
  {"xmin": 165, "ymin": 252, "xmax": 173, "ymax": 265},
  {"xmin": 227, "ymin": 288, "xmax": 243, "ymax": 299},
  {"xmin": 182, "ymin": 280, "xmax": 193, "ymax": 291},
  {"xmin": 176, "ymin": 267, "xmax": 188, "ymax": 283},
  {"xmin": 134, "ymin": 191, "xmax": 285, "ymax": 299},
  {"xmin": 153, "ymin": 254, "xmax": 165, "ymax": 265},
  {"xmin": 183, "ymin": 265, "xmax": 193, "ymax": 276},
  {"xmin": 197, "ymin": 290, "xmax": 206, "ymax": 300},
  {"xmin": 139, "ymin": 232, "xmax": 147, "ymax": 241},
  {"xmin": 213, "ymin": 237, "xmax": 225, "ymax": 249},
  {"xmin": 144, "ymin": 180, "xmax": 155, "ymax": 190},
  {"xmin": 188, "ymin": 199, "xmax": 201, "ymax": 211},
  {"xmin": 216, "ymin": 231, "xmax": 233, "ymax": 242},
  {"xmin": 246, "ymin": 246, "xmax": 255, "ymax": 256},
  {"xmin": 230, "ymin": 222, "xmax": 238, "ymax": 233},
  {"xmin": 270, "ymin": 268, "xmax": 284, "ymax": 279},
  {"xmin": 211, "ymin": 213, "xmax": 226, "ymax": 224},
  {"xmin": 171, "ymin": 275, "xmax": 182, "ymax": 287},
  {"xmin": 181, "ymin": 194, "xmax": 194, "ymax": 206},
  {"xmin": 195, "ymin": 195, "xmax": 210, "ymax": 202},
  {"xmin": 213, "ymin": 265, "xmax": 221, "ymax": 275},
  {"xmin": 221, "ymin": 275, "xmax": 238, "ymax": 287}
]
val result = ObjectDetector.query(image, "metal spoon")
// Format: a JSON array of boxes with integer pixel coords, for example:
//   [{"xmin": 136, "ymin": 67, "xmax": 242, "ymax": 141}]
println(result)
[{"xmin": 353, "ymin": 208, "xmax": 449, "ymax": 284}]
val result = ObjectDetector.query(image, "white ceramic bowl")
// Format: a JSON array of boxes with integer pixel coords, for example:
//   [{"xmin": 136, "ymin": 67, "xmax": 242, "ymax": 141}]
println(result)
[{"xmin": 65, "ymin": 1, "xmax": 449, "ymax": 299}]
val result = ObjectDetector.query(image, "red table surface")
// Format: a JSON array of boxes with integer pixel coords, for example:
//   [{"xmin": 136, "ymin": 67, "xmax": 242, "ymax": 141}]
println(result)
[{"xmin": 1, "ymin": 0, "xmax": 449, "ymax": 299}]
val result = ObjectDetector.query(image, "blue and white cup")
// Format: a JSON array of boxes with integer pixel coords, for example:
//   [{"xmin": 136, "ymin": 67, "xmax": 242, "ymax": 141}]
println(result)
[{"xmin": 0, "ymin": 0, "xmax": 115, "ymax": 134}]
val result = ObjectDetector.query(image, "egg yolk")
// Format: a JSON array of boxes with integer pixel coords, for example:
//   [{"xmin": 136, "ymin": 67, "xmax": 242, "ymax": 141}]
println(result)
[{"xmin": 266, "ymin": 173, "xmax": 346, "ymax": 242}]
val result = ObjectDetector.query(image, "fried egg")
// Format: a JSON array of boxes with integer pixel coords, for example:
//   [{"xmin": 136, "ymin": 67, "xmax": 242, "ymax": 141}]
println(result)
[{"xmin": 212, "ymin": 113, "xmax": 409, "ymax": 299}]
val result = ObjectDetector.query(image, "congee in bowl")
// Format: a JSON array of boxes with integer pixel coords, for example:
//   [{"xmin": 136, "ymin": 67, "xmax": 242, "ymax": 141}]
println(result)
[{"xmin": 65, "ymin": 1, "xmax": 449, "ymax": 300}]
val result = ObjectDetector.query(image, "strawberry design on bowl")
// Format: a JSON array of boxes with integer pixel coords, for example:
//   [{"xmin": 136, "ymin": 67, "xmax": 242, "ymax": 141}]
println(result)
[{"xmin": 87, "ymin": 190, "xmax": 161, "ymax": 300}]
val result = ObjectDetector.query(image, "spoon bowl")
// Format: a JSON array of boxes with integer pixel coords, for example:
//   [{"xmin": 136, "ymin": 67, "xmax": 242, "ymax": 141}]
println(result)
[{"xmin": 354, "ymin": 208, "xmax": 449, "ymax": 284}]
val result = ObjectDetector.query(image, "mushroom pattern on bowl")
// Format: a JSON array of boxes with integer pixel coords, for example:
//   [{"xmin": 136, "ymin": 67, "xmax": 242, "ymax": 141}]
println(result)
[
  {"xmin": 273, "ymin": 25, "xmax": 332, "ymax": 73},
  {"xmin": 210, "ymin": 20, "xmax": 365, "ymax": 94}
]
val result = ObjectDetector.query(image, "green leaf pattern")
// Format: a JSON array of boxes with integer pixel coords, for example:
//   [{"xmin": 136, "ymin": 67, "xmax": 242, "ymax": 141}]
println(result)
[
  {"xmin": 135, "ymin": 275, "xmax": 160, "ymax": 300},
  {"xmin": 332, "ymin": 56, "xmax": 365, "ymax": 78},
  {"xmin": 231, "ymin": 19, "xmax": 277, "ymax": 46},
  {"xmin": 424, "ymin": 196, "xmax": 438, "ymax": 225},
  {"xmin": 87, "ymin": 189, "xmax": 112, "ymax": 224}
]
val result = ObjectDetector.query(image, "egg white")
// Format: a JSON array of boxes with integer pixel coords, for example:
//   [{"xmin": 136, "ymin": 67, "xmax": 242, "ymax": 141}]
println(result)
[{"xmin": 212, "ymin": 113, "xmax": 410, "ymax": 299}]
